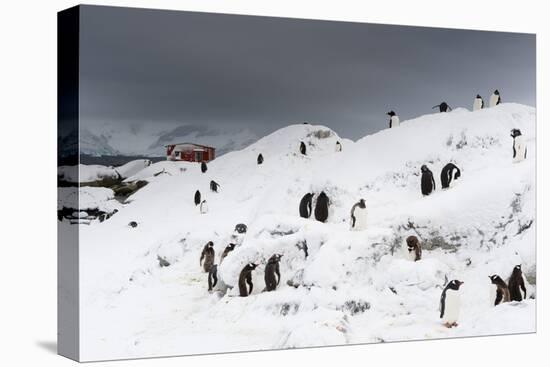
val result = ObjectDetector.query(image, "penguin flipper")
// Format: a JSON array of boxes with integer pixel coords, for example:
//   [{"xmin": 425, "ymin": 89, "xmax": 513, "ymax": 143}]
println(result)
[{"xmin": 439, "ymin": 292, "xmax": 446, "ymax": 318}]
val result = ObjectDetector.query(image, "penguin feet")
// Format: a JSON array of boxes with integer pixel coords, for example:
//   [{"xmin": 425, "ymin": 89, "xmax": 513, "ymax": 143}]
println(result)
[{"xmin": 444, "ymin": 322, "xmax": 458, "ymax": 328}]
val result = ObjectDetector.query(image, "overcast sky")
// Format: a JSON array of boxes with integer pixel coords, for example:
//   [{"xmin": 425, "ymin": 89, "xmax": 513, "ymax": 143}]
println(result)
[{"xmin": 79, "ymin": 5, "xmax": 536, "ymax": 140}]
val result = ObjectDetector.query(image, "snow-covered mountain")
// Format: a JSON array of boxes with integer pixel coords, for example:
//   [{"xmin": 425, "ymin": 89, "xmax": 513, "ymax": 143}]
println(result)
[{"xmin": 74, "ymin": 103, "xmax": 536, "ymax": 361}]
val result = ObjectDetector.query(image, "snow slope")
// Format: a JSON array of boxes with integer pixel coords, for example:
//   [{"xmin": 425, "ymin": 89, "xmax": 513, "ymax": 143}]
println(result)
[{"xmin": 77, "ymin": 103, "xmax": 536, "ymax": 361}]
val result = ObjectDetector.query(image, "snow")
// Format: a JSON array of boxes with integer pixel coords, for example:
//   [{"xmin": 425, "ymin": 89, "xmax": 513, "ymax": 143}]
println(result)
[
  {"xmin": 58, "ymin": 159, "xmax": 154, "ymax": 183},
  {"xmin": 77, "ymin": 103, "xmax": 535, "ymax": 361},
  {"xmin": 58, "ymin": 186, "xmax": 122, "ymax": 213}
]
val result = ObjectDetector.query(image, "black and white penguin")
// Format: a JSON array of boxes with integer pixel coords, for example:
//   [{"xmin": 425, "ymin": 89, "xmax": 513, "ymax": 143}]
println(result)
[
  {"xmin": 208, "ymin": 264, "xmax": 218, "ymax": 292},
  {"xmin": 473, "ymin": 94, "xmax": 484, "ymax": 111},
  {"xmin": 420, "ymin": 165, "xmax": 436, "ymax": 196},
  {"xmin": 264, "ymin": 254, "xmax": 283, "ymax": 292},
  {"xmin": 234, "ymin": 223, "xmax": 248, "ymax": 234},
  {"xmin": 489, "ymin": 89, "xmax": 501, "ymax": 107},
  {"xmin": 440, "ymin": 163, "xmax": 461, "ymax": 189},
  {"xmin": 335, "ymin": 141, "xmax": 342, "ymax": 152},
  {"xmin": 299, "ymin": 193, "xmax": 313, "ymax": 219},
  {"xmin": 489, "ymin": 274, "xmax": 510, "ymax": 306},
  {"xmin": 440, "ymin": 279, "xmax": 464, "ymax": 328},
  {"xmin": 350, "ymin": 199, "xmax": 368, "ymax": 231},
  {"xmin": 201, "ymin": 161, "xmax": 208, "ymax": 173},
  {"xmin": 194, "ymin": 190, "xmax": 201, "ymax": 206},
  {"xmin": 508, "ymin": 265, "xmax": 527, "ymax": 302},
  {"xmin": 314, "ymin": 191, "xmax": 329, "ymax": 223},
  {"xmin": 210, "ymin": 180, "xmax": 220, "ymax": 193},
  {"xmin": 387, "ymin": 110, "xmax": 400, "ymax": 128},
  {"xmin": 511, "ymin": 128, "xmax": 527, "ymax": 163},
  {"xmin": 257, "ymin": 153, "xmax": 264, "ymax": 165},
  {"xmin": 406, "ymin": 235, "xmax": 422, "ymax": 262},
  {"xmin": 238, "ymin": 263, "xmax": 258, "ymax": 297},
  {"xmin": 200, "ymin": 200, "xmax": 208, "ymax": 214},
  {"xmin": 300, "ymin": 141, "xmax": 307, "ymax": 155},
  {"xmin": 200, "ymin": 241, "xmax": 215, "ymax": 273},
  {"xmin": 432, "ymin": 102, "xmax": 452, "ymax": 113},
  {"xmin": 220, "ymin": 243, "xmax": 236, "ymax": 264}
]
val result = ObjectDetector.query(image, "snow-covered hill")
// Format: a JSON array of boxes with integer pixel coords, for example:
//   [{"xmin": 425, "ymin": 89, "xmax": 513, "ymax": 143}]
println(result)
[{"xmin": 75, "ymin": 103, "xmax": 536, "ymax": 361}]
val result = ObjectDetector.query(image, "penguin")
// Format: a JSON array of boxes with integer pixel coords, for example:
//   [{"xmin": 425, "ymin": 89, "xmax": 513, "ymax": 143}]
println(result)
[
  {"xmin": 257, "ymin": 153, "xmax": 264, "ymax": 165},
  {"xmin": 208, "ymin": 264, "xmax": 218, "ymax": 292},
  {"xmin": 489, "ymin": 274, "xmax": 510, "ymax": 306},
  {"xmin": 335, "ymin": 141, "xmax": 342, "ymax": 152},
  {"xmin": 387, "ymin": 110, "xmax": 400, "ymax": 128},
  {"xmin": 420, "ymin": 165, "xmax": 436, "ymax": 196},
  {"xmin": 432, "ymin": 102, "xmax": 452, "ymax": 113},
  {"xmin": 264, "ymin": 254, "xmax": 283, "ymax": 292},
  {"xmin": 350, "ymin": 199, "xmax": 367, "ymax": 231},
  {"xmin": 238, "ymin": 263, "xmax": 258, "ymax": 297},
  {"xmin": 210, "ymin": 180, "xmax": 220, "ymax": 193},
  {"xmin": 234, "ymin": 223, "xmax": 248, "ymax": 234},
  {"xmin": 299, "ymin": 193, "xmax": 313, "ymax": 219},
  {"xmin": 440, "ymin": 279, "xmax": 464, "ymax": 328},
  {"xmin": 200, "ymin": 200, "xmax": 208, "ymax": 214},
  {"xmin": 314, "ymin": 191, "xmax": 329, "ymax": 223},
  {"xmin": 300, "ymin": 141, "xmax": 307, "ymax": 155},
  {"xmin": 473, "ymin": 94, "xmax": 484, "ymax": 111},
  {"xmin": 194, "ymin": 190, "xmax": 201, "ymax": 206},
  {"xmin": 440, "ymin": 163, "xmax": 461, "ymax": 189},
  {"xmin": 508, "ymin": 265, "xmax": 527, "ymax": 302},
  {"xmin": 511, "ymin": 128, "xmax": 527, "ymax": 163},
  {"xmin": 220, "ymin": 243, "xmax": 236, "ymax": 263},
  {"xmin": 406, "ymin": 235, "xmax": 422, "ymax": 261},
  {"xmin": 489, "ymin": 89, "xmax": 501, "ymax": 107},
  {"xmin": 199, "ymin": 241, "xmax": 215, "ymax": 273},
  {"xmin": 201, "ymin": 161, "xmax": 207, "ymax": 173},
  {"xmin": 296, "ymin": 240, "xmax": 309, "ymax": 259}
]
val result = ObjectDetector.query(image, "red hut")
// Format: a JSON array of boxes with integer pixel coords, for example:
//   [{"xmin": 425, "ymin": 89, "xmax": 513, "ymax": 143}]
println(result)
[{"xmin": 165, "ymin": 143, "xmax": 216, "ymax": 162}]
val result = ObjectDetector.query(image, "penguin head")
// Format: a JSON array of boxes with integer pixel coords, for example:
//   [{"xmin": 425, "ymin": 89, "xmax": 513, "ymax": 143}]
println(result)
[
  {"xmin": 510, "ymin": 128, "xmax": 522, "ymax": 138},
  {"xmin": 494, "ymin": 89, "xmax": 500, "ymax": 95},
  {"xmin": 420, "ymin": 165, "xmax": 429, "ymax": 173},
  {"xmin": 514, "ymin": 265, "xmax": 522, "ymax": 273},
  {"xmin": 386, "ymin": 111, "xmax": 396, "ymax": 117},
  {"xmin": 489, "ymin": 275, "xmax": 501, "ymax": 284},
  {"xmin": 476, "ymin": 94, "xmax": 482, "ymax": 99},
  {"xmin": 207, "ymin": 241, "xmax": 214, "ymax": 248},
  {"xmin": 358, "ymin": 199, "xmax": 366, "ymax": 208},
  {"xmin": 228, "ymin": 243, "xmax": 236, "ymax": 250},
  {"xmin": 248, "ymin": 263, "xmax": 258, "ymax": 270},
  {"xmin": 448, "ymin": 280, "xmax": 464, "ymax": 290}
]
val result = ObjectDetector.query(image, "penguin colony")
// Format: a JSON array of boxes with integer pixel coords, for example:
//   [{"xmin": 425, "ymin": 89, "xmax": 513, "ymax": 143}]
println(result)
[{"xmin": 180, "ymin": 89, "xmax": 530, "ymax": 328}]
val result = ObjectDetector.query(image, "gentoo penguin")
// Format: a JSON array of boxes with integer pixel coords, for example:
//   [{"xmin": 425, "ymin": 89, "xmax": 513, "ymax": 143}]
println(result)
[
  {"xmin": 387, "ymin": 110, "xmax": 400, "ymax": 128},
  {"xmin": 264, "ymin": 254, "xmax": 283, "ymax": 292},
  {"xmin": 299, "ymin": 193, "xmax": 314, "ymax": 219},
  {"xmin": 314, "ymin": 191, "xmax": 329, "ymax": 223},
  {"xmin": 238, "ymin": 263, "xmax": 258, "ymax": 297},
  {"xmin": 473, "ymin": 94, "xmax": 484, "ymax": 111},
  {"xmin": 440, "ymin": 279, "xmax": 464, "ymax": 328},
  {"xmin": 199, "ymin": 241, "xmax": 215, "ymax": 273},
  {"xmin": 350, "ymin": 199, "xmax": 368, "ymax": 231},
  {"xmin": 257, "ymin": 153, "xmax": 264, "ymax": 165},
  {"xmin": 220, "ymin": 243, "xmax": 236, "ymax": 263},
  {"xmin": 210, "ymin": 180, "xmax": 220, "ymax": 193},
  {"xmin": 420, "ymin": 165, "xmax": 436, "ymax": 196},
  {"xmin": 194, "ymin": 190, "xmax": 201, "ymax": 206},
  {"xmin": 511, "ymin": 128, "xmax": 527, "ymax": 163},
  {"xmin": 489, "ymin": 89, "xmax": 501, "ymax": 107},
  {"xmin": 406, "ymin": 235, "xmax": 422, "ymax": 261},
  {"xmin": 508, "ymin": 265, "xmax": 527, "ymax": 302},
  {"xmin": 234, "ymin": 223, "xmax": 248, "ymax": 234},
  {"xmin": 200, "ymin": 200, "xmax": 208, "ymax": 214},
  {"xmin": 335, "ymin": 141, "xmax": 342, "ymax": 152},
  {"xmin": 432, "ymin": 102, "xmax": 452, "ymax": 113},
  {"xmin": 208, "ymin": 264, "xmax": 218, "ymax": 292},
  {"xmin": 300, "ymin": 141, "xmax": 307, "ymax": 155},
  {"xmin": 201, "ymin": 161, "xmax": 207, "ymax": 173},
  {"xmin": 440, "ymin": 163, "xmax": 461, "ymax": 189},
  {"xmin": 489, "ymin": 274, "xmax": 510, "ymax": 306}
]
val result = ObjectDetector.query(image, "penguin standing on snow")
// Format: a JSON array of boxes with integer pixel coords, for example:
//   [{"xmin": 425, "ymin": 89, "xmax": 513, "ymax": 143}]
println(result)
[
  {"xmin": 220, "ymin": 243, "xmax": 236, "ymax": 263},
  {"xmin": 473, "ymin": 94, "xmax": 484, "ymax": 111},
  {"xmin": 208, "ymin": 264, "xmax": 218, "ymax": 292},
  {"xmin": 194, "ymin": 190, "xmax": 201, "ymax": 206},
  {"xmin": 300, "ymin": 141, "xmax": 307, "ymax": 155},
  {"xmin": 201, "ymin": 161, "xmax": 208, "ymax": 173},
  {"xmin": 508, "ymin": 265, "xmax": 527, "ymax": 302},
  {"xmin": 440, "ymin": 163, "xmax": 461, "ymax": 189},
  {"xmin": 489, "ymin": 89, "xmax": 501, "ymax": 107},
  {"xmin": 210, "ymin": 180, "xmax": 220, "ymax": 193},
  {"xmin": 257, "ymin": 153, "xmax": 264, "ymax": 165},
  {"xmin": 420, "ymin": 165, "xmax": 436, "ymax": 196},
  {"xmin": 406, "ymin": 235, "xmax": 422, "ymax": 262},
  {"xmin": 387, "ymin": 110, "xmax": 400, "ymax": 128},
  {"xmin": 200, "ymin": 200, "xmax": 208, "ymax": 214},
  {"xmin": 511, "ymin": 128, "xmax": 527, "ymax": 163},
  {"xmin": 200, "ymin": 241, "xmax": 215, "ymax": 273},
  {"xmin": 314, "ymin": 191, "xmax": 330, "ymax": 223},
  {"xmin": 264, "ymin": 254, "xmax": 283, "ymax": 292},
  {"xmin": 432, "ymin": 102, "xmax": 452, "ymax": 112},
  {"xmin": 350, "ymin": 199, "xmax": 368, "ymax": 231},
  {"xmin": 335, "ymin": 141, "xmax": 342, "ymax": 152},
  {"xmin": 299, "ymin": 193, "xmax": 313, "ymax": 218},
  {"xmin": 489, "ymin": 274, "xmax": 510, "ymax": 306},
  {"xmin": 238, "ymin": 263, "xmax": 258, "ymax": 297},
  {"xmin": 440, "ymin": 279, "xmax": 464, "ymax": 328}
]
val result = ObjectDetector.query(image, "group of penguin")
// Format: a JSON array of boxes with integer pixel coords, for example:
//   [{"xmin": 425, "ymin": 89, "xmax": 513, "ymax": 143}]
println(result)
[{"xmin": 190, "ymin": 88, "xmax": 529, "ymax": 327}]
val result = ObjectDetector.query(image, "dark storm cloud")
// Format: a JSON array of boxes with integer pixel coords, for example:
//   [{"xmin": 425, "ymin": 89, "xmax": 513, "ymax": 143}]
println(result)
[{"xmin": 79, "ymin": 5, "xmax": 536, "ymax": 139}]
